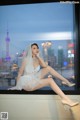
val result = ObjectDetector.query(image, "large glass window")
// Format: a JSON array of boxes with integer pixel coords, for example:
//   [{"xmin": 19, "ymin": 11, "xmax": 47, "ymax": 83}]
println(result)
[{"xmin": 0, "ymin": 3, "xmax": 77, "ymax": 91}]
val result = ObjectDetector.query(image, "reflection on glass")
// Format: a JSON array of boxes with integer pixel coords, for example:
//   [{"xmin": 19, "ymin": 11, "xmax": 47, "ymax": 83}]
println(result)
[{"xmin": 0, "ymin": 3, "xmax": 75, "ymax": 90}]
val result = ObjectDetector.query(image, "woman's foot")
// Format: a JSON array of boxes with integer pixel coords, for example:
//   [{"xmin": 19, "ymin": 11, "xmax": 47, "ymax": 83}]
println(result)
[
  {"xmin": 62, "ymin": 81, "xmax": 75, "ymax": 87},
  {"xmin": 61, "ymin": 99, "xmax": 79, "ymax": 107}
]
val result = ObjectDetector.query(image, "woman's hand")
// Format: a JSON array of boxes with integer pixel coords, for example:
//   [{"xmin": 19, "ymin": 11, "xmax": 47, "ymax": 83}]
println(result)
[
  {"xmin": 35, "ymin": 50, "xmax": 48, "ymax": 68},
  {"xmin": 35, "ymin": 50, "xmax": 40, "ymax": 58}
]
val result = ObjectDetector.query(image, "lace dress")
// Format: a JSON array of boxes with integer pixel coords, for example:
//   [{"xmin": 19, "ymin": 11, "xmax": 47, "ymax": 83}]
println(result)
[{"xmin": 8, "ymin": 65, "xmax": 42, "ymax": 91}]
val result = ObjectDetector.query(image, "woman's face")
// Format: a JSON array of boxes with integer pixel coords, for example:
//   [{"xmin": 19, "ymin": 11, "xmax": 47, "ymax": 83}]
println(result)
[{"xmin": 31, "ymin": 45, "xmax": 39, "ymax": 55}]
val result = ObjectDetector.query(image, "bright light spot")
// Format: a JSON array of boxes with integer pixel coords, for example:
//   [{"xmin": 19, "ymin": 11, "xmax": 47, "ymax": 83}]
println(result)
[
  {"xmin": 16, "ymin": 52, "xmax": 19, "ymax": 55},
  {"xmin": 41, "ymin": 41, "xmax": 52, "ymax": 47},
  {"xmin": 68, "ymin": 50, "xmax": 71, "ymax": 54},
  {"xmin": 68, "ymin": 54, "xmax": 71, "ymax": 58},
  {"xmin": 68, "ymin": 53, "xmax": 74, "ymax": 58},
  {"xmin": 71, "ymin": 54, "xmax": 74, "ymax": 57},
  {"xmin": 30, "ymin": 31, "xmax": 73, "ymax": 40},
  {"xmin": 64, "ymin": 61, "xmax": 68, "ymax": 66}
]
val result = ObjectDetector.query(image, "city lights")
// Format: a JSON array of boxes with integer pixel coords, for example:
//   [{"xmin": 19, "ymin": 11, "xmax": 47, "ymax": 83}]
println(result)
[
  {"xmin": 16, "ymin": 52, "xmax": 19, "ymax": 55},
  {"xmin": 41, "ymin": 41, "xmax": 52, "ymax": 48}
]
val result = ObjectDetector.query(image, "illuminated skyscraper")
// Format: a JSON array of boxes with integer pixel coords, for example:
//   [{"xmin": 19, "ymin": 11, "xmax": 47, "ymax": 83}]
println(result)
[{"xmin": 5, "ymin": 28, "xmax": 11, "ymax": 61}]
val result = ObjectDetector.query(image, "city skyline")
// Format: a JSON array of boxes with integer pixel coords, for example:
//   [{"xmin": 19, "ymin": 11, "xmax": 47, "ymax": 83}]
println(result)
[{"xmin": 0, "ymin": 3, "xmax": 74, "ymax": 58}]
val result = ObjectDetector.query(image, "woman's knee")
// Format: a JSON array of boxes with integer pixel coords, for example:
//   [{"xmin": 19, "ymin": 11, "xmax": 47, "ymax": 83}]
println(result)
[{"xmin": 48, "ymin": 77, "xmax": 53, "ymax": 85}]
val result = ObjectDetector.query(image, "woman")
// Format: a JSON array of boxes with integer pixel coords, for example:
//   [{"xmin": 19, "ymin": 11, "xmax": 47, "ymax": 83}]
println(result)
[{"xmin": 8, "ymin": 43, "xmax": 79, "ymax": 107}]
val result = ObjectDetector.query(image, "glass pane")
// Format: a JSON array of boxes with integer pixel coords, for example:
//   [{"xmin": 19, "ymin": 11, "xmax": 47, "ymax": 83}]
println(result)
[{"xmin": 0, "ymin": 3, "xmax": 76, "ymax": 91}]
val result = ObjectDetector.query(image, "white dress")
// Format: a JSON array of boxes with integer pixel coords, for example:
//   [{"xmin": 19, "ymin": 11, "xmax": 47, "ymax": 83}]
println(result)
[{"xmin": 8, "ymin": 65, "xmax": 42, "ymax": 91}]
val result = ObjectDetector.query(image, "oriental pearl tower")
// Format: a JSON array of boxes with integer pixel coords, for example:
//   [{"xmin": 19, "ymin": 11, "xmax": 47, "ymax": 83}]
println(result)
[{"xmin": 5, "ymin": 28, "xmax": 11, "ymax": 61}]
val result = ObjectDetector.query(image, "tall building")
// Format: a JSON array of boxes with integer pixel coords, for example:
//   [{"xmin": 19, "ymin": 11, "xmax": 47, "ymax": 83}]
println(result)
[
  {"xmin": 58, "ymin": 46, "xmax": 64, "ymax": 67},
  {"xmin": 5, "ymin": 28, "xmax": 11, "ymax": 61},
  {"xmin": 47, "ymin": 47, "xmax": 57, "ymax": 67}
]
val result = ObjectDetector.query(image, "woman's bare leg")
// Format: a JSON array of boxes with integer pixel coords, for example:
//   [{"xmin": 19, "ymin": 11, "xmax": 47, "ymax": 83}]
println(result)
[
  {"xmin": 40, "ymin": 66, "xmax": 74, "ymax": 85},
  {"xmin": 24, "ymin": 77, "xmax": 78, "ymax": 106}
]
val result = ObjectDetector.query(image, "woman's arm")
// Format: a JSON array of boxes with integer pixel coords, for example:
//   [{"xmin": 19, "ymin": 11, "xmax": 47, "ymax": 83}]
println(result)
[
  {"xmin": 36, "ymin": 55, "xmax": 48, "ymax": 68},
  {"xmin": 16, "ymin": 58, "xmax": 27, "ymax": 81}
]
